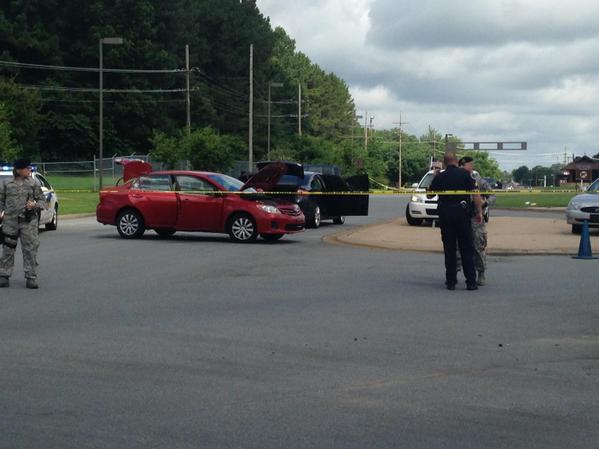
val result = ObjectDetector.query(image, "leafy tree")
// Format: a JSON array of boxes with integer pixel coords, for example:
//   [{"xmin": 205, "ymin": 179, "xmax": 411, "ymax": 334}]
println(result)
[
  {"xmin": 0, "ymin": 78, "xmax": 42, "ymax": 158},
  {"xmin": 0, "ymin": 102, "xmax": 21, "ymax": 162},
  {"xmin": 458, "ymin": 150, "xmax": 502, "ymax": 179},
  {"xmin": 185, "ymin": 128, "xmax": 245, "ymax": 172},
  {"xmin": 149, "ymin": 131, "xmax": 181, "ymax": 169},
  {"xmin": 269, "ymin": 27, "xmax": 356, "ymax": 144},
  {"xmin": 512, "ymin": 165, "xmax": 530, "ymax": 184},
  {"xmin": 151, "ymin": 127, "xmax": 245, "ymax": 173}
]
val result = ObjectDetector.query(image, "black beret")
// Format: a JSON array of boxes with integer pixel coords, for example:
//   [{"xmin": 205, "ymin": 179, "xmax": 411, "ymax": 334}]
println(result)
[
  {"xmin": 458, "ymin": 156, "xmax": 474, "ymax": 166},
  {"xmin": 13, "ymin": 158, "xmax": 31, "ymax": 169}
]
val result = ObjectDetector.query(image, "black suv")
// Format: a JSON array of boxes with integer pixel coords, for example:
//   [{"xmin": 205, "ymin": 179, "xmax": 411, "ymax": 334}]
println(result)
[{"xmin": 253, "ymin": 162, "xmax": 370, "ymax": 228}]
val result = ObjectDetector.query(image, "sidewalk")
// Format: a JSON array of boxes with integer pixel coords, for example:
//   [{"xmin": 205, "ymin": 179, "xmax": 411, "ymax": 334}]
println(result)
[{"xmin": 326, "ymin": 216, "xmax": 599, "ymax": 256}]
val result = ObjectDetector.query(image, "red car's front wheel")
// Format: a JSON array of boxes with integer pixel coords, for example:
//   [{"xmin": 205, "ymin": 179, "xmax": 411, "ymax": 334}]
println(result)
[{"xmin": 228, "ymin": 213, "xmax": 258, "ymax": 243}]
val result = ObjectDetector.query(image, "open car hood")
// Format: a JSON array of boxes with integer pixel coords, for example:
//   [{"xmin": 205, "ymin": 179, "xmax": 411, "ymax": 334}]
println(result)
[
  {"xmin": 242, "ymin": 161, "xmax": 304, "ymax": 191},
  {"xmin": 117, "ymin": 159, "xmax": 153, "ymax": 182}
]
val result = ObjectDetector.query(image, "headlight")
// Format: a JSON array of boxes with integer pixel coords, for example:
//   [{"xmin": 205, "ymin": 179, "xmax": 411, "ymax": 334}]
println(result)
[
  {"xmin": 257, "ymin": 204, "xmax": 281, "ymax": 214},
  {"xmin": 568, "ymin": 202, "xmax": 581, "ymax": 211},
  {"xmin": 411, "ymin": 195, "xmax": 424, "ymax": 203}
]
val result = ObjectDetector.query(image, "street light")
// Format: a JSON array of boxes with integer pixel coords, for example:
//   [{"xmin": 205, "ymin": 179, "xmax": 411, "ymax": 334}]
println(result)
[
  {"xmin": 267, "ymin": 81, "xmax": 283, "ymax": 160},
  {"xmin": 351, "ymin": 114, "xmax": 363, "ymax": 146},
  {"xmin": 99, "ymin": 36, "xmax": 124, "ymax": 190},
  {"xmin": 444, "ymin": 133, "xmax": 454, "ymax": 153}
]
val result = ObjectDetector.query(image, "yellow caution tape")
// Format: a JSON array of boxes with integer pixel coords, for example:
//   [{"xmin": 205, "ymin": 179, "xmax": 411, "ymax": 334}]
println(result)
[{"xmin": 61, "ymin": 188, "xmax": 584, "ymax": 195}]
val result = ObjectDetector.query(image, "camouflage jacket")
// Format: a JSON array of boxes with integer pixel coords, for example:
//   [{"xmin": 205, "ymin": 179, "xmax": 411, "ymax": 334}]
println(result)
[
  {"xmin": 472, "ymin": 172, "xmax": 495, "ymax": 207},
  {"xmin": 0, "ymin": 176, "xmax": 47, "ymax": 220}
]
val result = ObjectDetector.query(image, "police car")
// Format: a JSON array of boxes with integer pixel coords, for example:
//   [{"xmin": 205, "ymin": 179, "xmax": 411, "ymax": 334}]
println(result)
[
  {"xmin": 0, "ymin": 164, "xmax": 59, "ymax": 231},
  {"xmin": 406, "ymin": 168, "xmax": 491, "ymax": 226},
  {"xmin": 406, "ymin": 169, "xmax": 440, "ymax": 226}
]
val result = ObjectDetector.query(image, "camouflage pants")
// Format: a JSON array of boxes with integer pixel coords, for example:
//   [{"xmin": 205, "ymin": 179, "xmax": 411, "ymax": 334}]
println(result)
[
  {"xmin": 456, "ymin": 220, "xmax": 487, "ymax": 272},
  {"xmin": 0, "ymin": 219, "xmax": 40, "ymax": 280}
]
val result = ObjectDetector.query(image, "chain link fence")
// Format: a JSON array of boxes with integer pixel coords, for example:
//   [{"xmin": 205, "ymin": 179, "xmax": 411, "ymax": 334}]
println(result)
[
  {"xmin": 32, "ymin": 156, "xmax": 342, "ymax": 191},
  {"xmin": 33, "ymin": 154, "xmax": 155, "ymax": 191}
]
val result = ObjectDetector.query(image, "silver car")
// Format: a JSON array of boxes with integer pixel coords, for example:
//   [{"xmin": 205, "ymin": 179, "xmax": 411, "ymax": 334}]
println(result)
[{"xmin": 566, "ymin": 177, "xmax": 599, "ymax": 233}]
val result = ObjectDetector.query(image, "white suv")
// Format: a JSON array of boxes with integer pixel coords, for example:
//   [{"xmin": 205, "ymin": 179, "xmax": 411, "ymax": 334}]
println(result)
[{"xmin": 0, "ymin": 167, "xmax": 59, "ymax": 231}]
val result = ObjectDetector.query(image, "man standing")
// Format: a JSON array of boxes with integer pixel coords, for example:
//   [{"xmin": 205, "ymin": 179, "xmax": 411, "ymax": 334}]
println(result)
[
  {"xmin": 458, "ymin": 156, "xmax": 493, "ymax": 286},
  {"xmin": 430, "ymin": 152, "xmax": 483, "ymax": 290},
  {"xmin": 0, "ymin": 158, "xmax": 47, "ymax": 289}
]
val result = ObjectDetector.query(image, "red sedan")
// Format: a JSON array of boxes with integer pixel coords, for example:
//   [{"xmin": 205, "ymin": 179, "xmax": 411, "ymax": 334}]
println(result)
[{"xmin": 96, "ymin": 161, "xmax": 305, "ymax": 242}]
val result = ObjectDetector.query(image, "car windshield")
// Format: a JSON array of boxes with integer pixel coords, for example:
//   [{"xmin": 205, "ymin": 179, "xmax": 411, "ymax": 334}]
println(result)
[
  {"xmin": 206, "ymin": 174, "xmax": 256, "ymax": 192},
  {"xmin": 588, "ymin": 178, "xmax": 599, "ymax": 193},
  {"xmin": 419, "ymin": 173, "xmax": 436, "ymax": 189},
  {"xmin": 278, "ymin": 174, "xmax": 303, "ymax": 186}
]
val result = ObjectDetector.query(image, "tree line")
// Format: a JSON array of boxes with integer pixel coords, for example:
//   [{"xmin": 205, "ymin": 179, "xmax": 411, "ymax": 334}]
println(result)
[{"xmin": 0, "ymin": 0, "xmax": 505, "ymax": 187}]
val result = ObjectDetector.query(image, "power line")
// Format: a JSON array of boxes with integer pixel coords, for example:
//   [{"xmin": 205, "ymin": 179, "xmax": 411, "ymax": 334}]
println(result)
[
  {"xmin": 21, "ymin": 84, "xmax": 187, "ymax": 93},
  {"xmin": 0, "ymin": 59, "xmax": 184, "ymax": 74},
  {"xmin": 38, "ymin": 98, "xmax": 186, "ymax": 104}
]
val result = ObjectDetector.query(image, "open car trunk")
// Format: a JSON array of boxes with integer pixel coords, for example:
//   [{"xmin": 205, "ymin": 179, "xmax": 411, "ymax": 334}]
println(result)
[{"xmin": 117, "ymin": 159, "xmax": 153, "ymax": 183}]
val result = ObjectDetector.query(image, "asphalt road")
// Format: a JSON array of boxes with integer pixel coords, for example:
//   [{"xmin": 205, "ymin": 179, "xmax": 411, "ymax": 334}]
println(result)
[{"xmin": 1, "ymin": 196, "xmax": 598, "ymax": 449}]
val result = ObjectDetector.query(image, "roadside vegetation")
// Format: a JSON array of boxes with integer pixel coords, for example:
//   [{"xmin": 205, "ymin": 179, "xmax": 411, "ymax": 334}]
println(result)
[
  {"xmin": 58, "ymin": 192, "xmax": 98, "ymax": 215},
  {"xmin": 493, "ymin": 191, "xmax": 575, "ymax": 208},
  {"xmin": 1, "ymin": 1, "xmax": 593, "ymax": 201}
]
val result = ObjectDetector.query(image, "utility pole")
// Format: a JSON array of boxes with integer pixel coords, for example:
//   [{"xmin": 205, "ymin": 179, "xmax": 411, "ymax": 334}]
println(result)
[
  {"xmin": 98, "ymin": 37, "xmax": 123, "ymax": 191},
  {"xmin": 267, "ymin": 81, "xmax": 283, "ymax": 160},
  {"xmin": 364, "ymin": 112, "xmax": 368, "ymax": 151},
  {"xmin": 298, "ymin": 83, "xmax": 302, "ymax": 136},
  {"xmin": 248, "ymin": 44, "xmax": 253, "ymax": 173},
  {"xmin": 393, "ymin": 112, "xmax": 408, "ymax": 188},
  {"xmin": 185, "ymin": 44, "xmax": 191, "ymax": 136}
]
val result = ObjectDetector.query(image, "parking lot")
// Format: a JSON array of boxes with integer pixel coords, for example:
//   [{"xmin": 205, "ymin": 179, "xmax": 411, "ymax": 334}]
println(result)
[{"xmin": 2, "ymin": 196, "xmax": 599, "ymax": 449}]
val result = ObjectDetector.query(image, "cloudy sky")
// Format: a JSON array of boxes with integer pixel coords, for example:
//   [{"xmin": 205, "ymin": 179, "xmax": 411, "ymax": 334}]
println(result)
[{"xmin": 256, "ymin": 0, "xmax": 599, "ymax": 171}]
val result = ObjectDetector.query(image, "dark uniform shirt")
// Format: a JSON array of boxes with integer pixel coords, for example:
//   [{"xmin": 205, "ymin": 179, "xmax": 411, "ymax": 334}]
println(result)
[{"xmin": 430, "ymin": 165, "xmax": 476, "ymax": 205}]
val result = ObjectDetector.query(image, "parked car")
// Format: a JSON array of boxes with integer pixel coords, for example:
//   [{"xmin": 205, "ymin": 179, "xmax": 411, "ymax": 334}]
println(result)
[
  {"xmin": 566, "ymin": 177, "xmax": 599, "ymax": 234},
  {"xmin": 406, "ymin": 170, "xmax": 439, "ymax": 226},
  {"xmin": 406, "ymin": 169, "xmax": 491, "ymax": 226},
  {"xmin": 96, "ymin": 160, "xmax": 305, "ymax": 242},
  {"xmin": 252, "ymin": 161, "xmax": 370, "ymax": 228},
  {"xmin": 0, "ymin": 164, "xmax": 59, "ymax": 231},
  {"xmin": 483, "ymin": 177, "xmax": 503, "ymax": 189}
]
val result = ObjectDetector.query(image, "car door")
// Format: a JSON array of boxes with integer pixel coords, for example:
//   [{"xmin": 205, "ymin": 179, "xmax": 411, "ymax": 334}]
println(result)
[
  {"xmin": 309, "ymin": 174, "xmax": 338, "ymax": 217},
  {"xmin": 130, "ymin": 174, "xmax": 177, "ymax": 228},
  {"xmin": 175, "ymin": 175, "xmax": 224, "ymax": 231},
  {"xmin": 322, "ymin": 174, "xmax": 370, "ymax": 216},
  {"xmin": 34, "ymin": 173, "xmax": 55, "ymax": 223}
]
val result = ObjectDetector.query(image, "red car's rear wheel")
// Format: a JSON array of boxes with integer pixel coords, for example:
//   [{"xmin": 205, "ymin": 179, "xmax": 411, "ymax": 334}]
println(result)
[{"xmin": 117, "ymin": 209, "xmax": 145, "ymax": 239}]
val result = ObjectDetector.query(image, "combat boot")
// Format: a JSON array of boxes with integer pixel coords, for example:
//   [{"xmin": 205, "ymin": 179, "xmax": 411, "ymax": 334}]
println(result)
[
  {"xmin": 0, "ymin": 277, "xmax": 8, "ymax": 288},
  {"xmin": 477, "ymin": 270, "xmax": 486, "ymax": 286},
  {"xmin": 26, "ymin": 279, "xmax": 39, "ymax": 289}
]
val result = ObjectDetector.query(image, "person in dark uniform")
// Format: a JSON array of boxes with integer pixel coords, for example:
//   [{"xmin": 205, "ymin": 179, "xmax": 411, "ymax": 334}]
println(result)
[{"xmin": 430, "ymin": 152, "xmax": 483, "ymax": 290}]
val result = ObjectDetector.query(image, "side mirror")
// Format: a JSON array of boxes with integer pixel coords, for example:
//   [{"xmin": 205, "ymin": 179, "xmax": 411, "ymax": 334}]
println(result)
[{"xmin": 411, "ymin": 183, "xmax": 419, "ymax": 188}]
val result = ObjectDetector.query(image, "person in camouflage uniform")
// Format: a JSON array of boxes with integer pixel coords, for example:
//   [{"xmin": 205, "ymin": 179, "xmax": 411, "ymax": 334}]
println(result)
[
  {"xmin": 456, "ymin": 157, "xmax": 494, "ymax": 286},
  {"xmin": 0, "ymin": 159, "xmax": 47, "ymax": 289}
]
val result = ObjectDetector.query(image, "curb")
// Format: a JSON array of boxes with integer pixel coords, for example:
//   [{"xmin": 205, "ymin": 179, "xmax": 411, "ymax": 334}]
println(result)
[
  {"xmin": 494, "ymin": 207, "xmax": 565, "ymax": 213},
  {"xmin": 61, "ymin": 213, "xmax": 96, "ymax": 220},
  {"xmin": 323, "ymin": 220, "xmax": 578, "ymax": 257}
]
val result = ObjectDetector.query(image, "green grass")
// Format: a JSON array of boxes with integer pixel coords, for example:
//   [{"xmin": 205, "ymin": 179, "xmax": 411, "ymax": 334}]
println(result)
[
  {"xmin": 58, "ymin": 192, "xmax": 99, "ymax": 215},
  {"xmin": 493, "ymin": 191, "xmax": 575, "ymax": 208},
  {"xmin": 48, "ymin": 176, "xmax": 578, "ymax": 214},
  {"xmin": 45, "ymin": 175, "xmax": 120, "ymax": 191}
]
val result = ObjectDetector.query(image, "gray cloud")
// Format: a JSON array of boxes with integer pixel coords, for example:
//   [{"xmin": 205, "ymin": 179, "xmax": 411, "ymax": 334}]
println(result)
[
  {"xmin": 257, "ymin": 0, "xmax": 599, "ymax": 170},
  {"xmin": 367, "ymin": 0, "xmax": 599, "ymax": 50}
]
